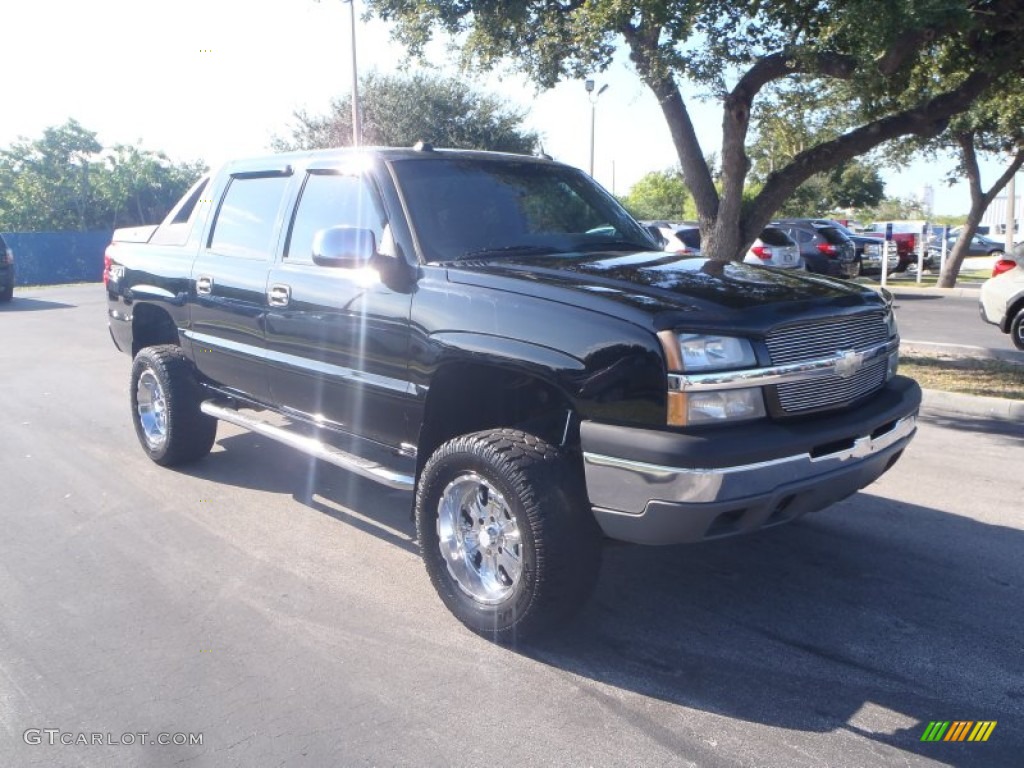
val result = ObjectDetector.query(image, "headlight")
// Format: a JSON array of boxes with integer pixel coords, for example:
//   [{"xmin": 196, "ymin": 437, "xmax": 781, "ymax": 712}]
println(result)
[
  {"xmin": 676, "ymin": 334, "xmax": 756, "ymax": 371},
  {"xmin": 659, "ymin": 332, "xmax": 765, "ymax": 426}
]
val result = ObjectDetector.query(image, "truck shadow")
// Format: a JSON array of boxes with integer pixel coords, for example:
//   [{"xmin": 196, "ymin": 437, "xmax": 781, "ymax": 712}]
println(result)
[
  {"xmin": 521, "ymin": 492, "xmax": 1023, "ymax": 767},
  {"xmin": 0, "ymin": 297, "xmax": 75, "ymax": 312},
  {"xmin": 919, "ymin": 412, "xmax": 1024, "ymax": 444},
  {"xmin": 186, "ymin": 430, "xmax": 1021, "ymax": 767},
  {"xmin": 188, "ymin": 429, "xmax": 418, "ymax": 556}
]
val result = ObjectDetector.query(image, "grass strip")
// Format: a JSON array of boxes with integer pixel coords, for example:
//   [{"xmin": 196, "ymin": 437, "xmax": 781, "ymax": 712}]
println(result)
[{"xmin": 900, "ymin": 355, "xmax": 1024, "ymax": 400}]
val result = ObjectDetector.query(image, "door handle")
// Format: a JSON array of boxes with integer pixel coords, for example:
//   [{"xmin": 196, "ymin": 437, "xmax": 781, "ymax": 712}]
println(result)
[
  {"xmin": 196, "ymin": 275, "xmax": 214, "ymax": 295},
  {"xmin": 268, "ymin": 283, "xmax": 291, "ymax": 307}
]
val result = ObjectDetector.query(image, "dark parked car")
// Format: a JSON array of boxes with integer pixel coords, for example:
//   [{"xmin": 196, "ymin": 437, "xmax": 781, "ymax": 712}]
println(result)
[
  {"xmin": 0, "ymin": 234, "xmax": 14, "ymax": 302},
  {"xmin": 808, "ymin": 219, "xmax": 895, "ymax": 275},
  {"xmin": 773, "ymin": 219, "xmax": 858, "ymax": 278},
  {"xmin": 929, "ymin": 231, "xmax": 1007, "ymax": 259}
]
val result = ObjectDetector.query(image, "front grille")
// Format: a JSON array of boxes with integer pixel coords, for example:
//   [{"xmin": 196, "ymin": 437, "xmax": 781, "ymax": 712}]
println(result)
[{"xmin": 766, "ymin": 311, "xmax": 889, "ymax": 414}]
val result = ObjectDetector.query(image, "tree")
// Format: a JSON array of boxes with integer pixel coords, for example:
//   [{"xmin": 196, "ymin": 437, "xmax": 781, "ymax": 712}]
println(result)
[
  {"xmin": 620, "ymin": 168, "xmax": 696, "ymax": 220},
  {"xmin": 0, "ymin": 121, "xmax": 204, "ymax": 232},
  {"xmin": 928, "ymin": 78, "xmax": 1024, "ymax": 287},
  {"xmin": 273, "ymin": 71, "xmax": 539, "ymax": 153},
  {"xmin": 365, "ymin": 0, "xmax": 1024, "ymax": 262},
  {"xmin": 96, "ymin": 145, "xmax": 207, "ymax": 229},
  {"xmin": 0, "ymin": 120, "xmax": 103, "ymax": 231}
]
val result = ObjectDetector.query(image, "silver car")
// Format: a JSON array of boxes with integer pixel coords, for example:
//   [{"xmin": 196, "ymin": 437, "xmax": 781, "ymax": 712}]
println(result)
[
  {"xmin": 744, "ymin": 227, "xmax": 803, "ymax": 269},
  {"xmin": 980, "ymin": 244, "xmax": 1024, "ymax": 350}
]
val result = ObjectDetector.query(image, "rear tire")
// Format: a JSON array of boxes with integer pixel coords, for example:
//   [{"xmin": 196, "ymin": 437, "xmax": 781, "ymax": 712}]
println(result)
[
  {"xmin": 415, "ymin": 429, "xmax": 602, "ymax": 642},
  {"xmin": 1012, "ymin": 310, "xmax": 1024, "ymax": 351},
  {"xmin": 130, "ymin": 345, "xmax": 217, "ymax": 466}
]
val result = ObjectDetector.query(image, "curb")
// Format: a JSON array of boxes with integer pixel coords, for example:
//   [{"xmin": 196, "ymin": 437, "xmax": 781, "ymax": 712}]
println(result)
[
  {"xmin": 920, "ymin": 388, "xmax": 1024, "ymax": 424},
  {"xmin": 887, "ymin": 286, "xmax": 982, "ymax": 298}
]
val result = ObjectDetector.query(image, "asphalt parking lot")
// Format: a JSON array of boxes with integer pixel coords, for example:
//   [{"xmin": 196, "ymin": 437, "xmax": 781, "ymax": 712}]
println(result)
[{"xmin": 1, "ymin": 285, "xmax": 1022, "ymax": 767}]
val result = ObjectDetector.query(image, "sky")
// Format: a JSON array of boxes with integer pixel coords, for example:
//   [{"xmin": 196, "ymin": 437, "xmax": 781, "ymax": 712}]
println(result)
[{"xmin": 3, "ymin": 0, "xmax": 1013, "ymax": 217}]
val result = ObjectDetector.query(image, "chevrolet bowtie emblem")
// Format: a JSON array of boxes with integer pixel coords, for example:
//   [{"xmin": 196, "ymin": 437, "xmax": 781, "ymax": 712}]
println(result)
[{"xmin": 834, "ymin": 350, "xmax": 864, "ymax": 379}]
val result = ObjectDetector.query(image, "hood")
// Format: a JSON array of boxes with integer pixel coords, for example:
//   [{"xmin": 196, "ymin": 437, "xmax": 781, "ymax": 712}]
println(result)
[{"xmin": 446, "ymin": 250, "xmax": 886, "ymax": 332}]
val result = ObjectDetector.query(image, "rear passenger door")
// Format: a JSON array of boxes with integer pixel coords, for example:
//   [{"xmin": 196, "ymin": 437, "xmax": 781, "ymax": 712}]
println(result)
[
  {"xmin": 264, "ymin": 166, "xmax": 415, "ymax": 449},
  {"xmin": 187, "ymin": 169, "xmax": 292, "ymax": 402}
]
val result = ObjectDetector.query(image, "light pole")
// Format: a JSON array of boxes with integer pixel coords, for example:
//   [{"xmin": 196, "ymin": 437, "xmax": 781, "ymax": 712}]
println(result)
[
  {"xmin": 585, "ymin": 79, "xmax": 608, "ymax": 177},
  {"xmin": 345, "ymin": 0, "xmax": 362, "ymax": 147}
]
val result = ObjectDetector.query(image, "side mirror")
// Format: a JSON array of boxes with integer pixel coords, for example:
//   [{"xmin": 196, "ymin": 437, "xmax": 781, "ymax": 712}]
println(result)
[{"xmin": 311, "ymin": 226, "xmax": 377, "ymax": 268}]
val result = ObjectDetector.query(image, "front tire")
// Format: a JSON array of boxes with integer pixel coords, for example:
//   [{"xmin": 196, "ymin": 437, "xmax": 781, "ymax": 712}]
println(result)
[
  {"xmin": 130, "ymin": 345, "xmax": 217, "ymax": 466},
  {"xmin": 415, "ymin": 429, "xmax": 602, "ymax": 642},
  {"xmin": 1012, "ymin": 309, "xmax": 1024, "ymax": 351}
]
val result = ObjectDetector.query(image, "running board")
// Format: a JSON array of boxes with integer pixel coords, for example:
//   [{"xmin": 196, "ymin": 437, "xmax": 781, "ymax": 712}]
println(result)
[{"xmin": 200, "ymin": 401, "xmax": 415, "ymax": 491}]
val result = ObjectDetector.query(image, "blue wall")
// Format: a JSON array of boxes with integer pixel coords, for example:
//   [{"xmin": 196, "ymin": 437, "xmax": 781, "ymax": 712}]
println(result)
[{"xmin": 2, "ymin": 231, "xmax": 112, "ymax": 286}]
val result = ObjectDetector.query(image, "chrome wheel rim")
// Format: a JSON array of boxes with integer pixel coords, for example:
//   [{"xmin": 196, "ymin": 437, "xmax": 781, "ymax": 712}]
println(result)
[
  {"xmin": 436, "ymin": 472, "xmax": 522, "ymax": 604},
  {"xmin": 137, "ymin": 369, "xmax": 168, "ymax": 450}
]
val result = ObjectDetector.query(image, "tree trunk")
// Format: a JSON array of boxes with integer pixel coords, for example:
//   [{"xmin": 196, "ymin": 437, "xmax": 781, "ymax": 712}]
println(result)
[{"xmin": 937, "ymin": 136, "xmax": 1024, "ymax": 288}]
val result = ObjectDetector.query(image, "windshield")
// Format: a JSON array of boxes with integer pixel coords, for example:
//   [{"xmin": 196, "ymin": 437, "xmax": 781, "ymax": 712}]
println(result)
[{"xmin": 391, "ymin": 157, "xmax": 657, "ymax": 262}]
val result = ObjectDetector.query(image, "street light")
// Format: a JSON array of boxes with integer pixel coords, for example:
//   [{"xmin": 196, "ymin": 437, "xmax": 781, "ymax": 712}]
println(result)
[
  {"xmin": 344, "ymin": 0, "xmax": 362, "ymax": 147},
  {"xmin": 585, "ymin": 79, "xmax": 609, "ymax": 177}
]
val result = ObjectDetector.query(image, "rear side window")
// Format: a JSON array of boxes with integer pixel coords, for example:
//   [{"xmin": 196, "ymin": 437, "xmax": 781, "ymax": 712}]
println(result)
[
  {"xmin": 150, "ymin": 177, "xmax": 210, "ymax": 247},
  {"xmin": 208, "ymin": 175, "xmax": 290, "ymax": 260},
  {"xmin": 285, "ymin": 173, "xmax": 385, "ymax": 263},
  {"xmin": 817, "ymin": 227, "xmax": 849, "ymax": 245},
  {"xmin": 759, "ymin": 227, "xmax": 793, "ymax": 246}
]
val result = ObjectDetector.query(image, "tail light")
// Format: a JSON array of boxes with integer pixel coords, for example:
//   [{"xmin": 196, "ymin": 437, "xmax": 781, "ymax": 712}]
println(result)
[
  {"xmin": 816, "ymin": 243, "xmax": 838, "ymax": 257},
  {"xmin": 993, "ymin": 259, "xmax": 1017, "ymax": 277},
  {"xmin": 103, "ymin": 245, "xmax": 114, "ymax": 286},
  {"xmin": 751, "ymin": 246, "xmax": 772, "ymax": 260},
  {"xmin": 674, "ymin": 246, "xmax": 695, "ymax": 256}
]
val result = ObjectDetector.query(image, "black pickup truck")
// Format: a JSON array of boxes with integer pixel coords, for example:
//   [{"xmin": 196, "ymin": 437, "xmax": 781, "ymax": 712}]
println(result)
[{"xmin": 105, "ymin": 146, "xmax": 920, "ymax": 641}]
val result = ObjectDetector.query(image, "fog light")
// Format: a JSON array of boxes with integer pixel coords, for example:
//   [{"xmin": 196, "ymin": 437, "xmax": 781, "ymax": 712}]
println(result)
[{"xmin": 687, "ymin": 387, "xmax": 766, "ymax": 425}]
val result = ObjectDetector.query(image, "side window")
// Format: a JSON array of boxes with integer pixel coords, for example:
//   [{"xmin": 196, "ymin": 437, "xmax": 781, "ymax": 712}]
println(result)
[
  {"xmin": 286, "ymin": 173, "xmax": 384, "ymax": 263},
  {"xmin": 208, "ymin": 175, "xmax": 290, "ymax": 260}
]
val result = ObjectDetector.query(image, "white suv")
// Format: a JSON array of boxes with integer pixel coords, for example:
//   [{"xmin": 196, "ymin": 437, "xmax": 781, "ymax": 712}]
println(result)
[{"xmin": 980, "ymin": 244, "xmax": 1024, "ymax": 350}]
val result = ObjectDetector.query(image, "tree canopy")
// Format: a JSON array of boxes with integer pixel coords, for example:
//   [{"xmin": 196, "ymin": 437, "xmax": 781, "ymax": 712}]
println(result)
[
  {"xmin": 620, "ymin": 168, "xmax": 696, "ymax": 221},
  {"xmin": 273, "ymin": 71, "xmax": 539, "ymax": 154},
  {"xmin": 0, "ymin": 120, "xmax": 205, "ymax": 232},
  {"xmin": 365, "ymin": 0, "xmax": 1024, "ymax": 261}
]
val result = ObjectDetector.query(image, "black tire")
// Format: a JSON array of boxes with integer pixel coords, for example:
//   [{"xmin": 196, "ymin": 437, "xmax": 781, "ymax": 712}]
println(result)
[
  {"xmin": 1012, "ymin": 310, "xmax": 1024, "ymax": 352},
  {"xmin": 849, "ymin": 257, "xmax": 863, "ymax": 279},
  {"xmin": 415, "ymin": 429, "xmax": 602, "ymax": 642},
  {"xmin": 130, "ymin": 345, "xmax": 217, "ymax": 466},
  {"xmin": 0, "ymin": 282, "xmax": 12, "ymax": 302}
]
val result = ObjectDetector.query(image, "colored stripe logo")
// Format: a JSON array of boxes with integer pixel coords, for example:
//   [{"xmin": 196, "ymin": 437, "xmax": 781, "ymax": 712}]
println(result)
[{"xmin": 920, "ymin": 721, "xmax": 996, "ymax": 742}]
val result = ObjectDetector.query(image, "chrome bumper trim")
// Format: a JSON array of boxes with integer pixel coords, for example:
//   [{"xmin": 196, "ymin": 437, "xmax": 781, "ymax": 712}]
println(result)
[{"xmin": 583, "ymin": 415, "xmax": 916, "ymax": 515}]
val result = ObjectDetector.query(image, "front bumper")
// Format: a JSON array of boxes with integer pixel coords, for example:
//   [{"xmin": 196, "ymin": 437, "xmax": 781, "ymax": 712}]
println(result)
[{"xmin": 581, "ymin": 376, "xmax": 921, "ymax": 545}]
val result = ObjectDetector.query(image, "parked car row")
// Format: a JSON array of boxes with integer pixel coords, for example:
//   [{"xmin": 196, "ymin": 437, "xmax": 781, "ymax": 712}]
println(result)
[{"xmin": 644, "ymin": 218, "xmax": 899, "ymax": 280}]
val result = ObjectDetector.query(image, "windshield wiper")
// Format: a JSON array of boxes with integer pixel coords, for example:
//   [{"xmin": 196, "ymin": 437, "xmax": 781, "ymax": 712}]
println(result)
[{"xmin": 459, "ymin": 244, "xmax": 566, "ymax": 259}]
